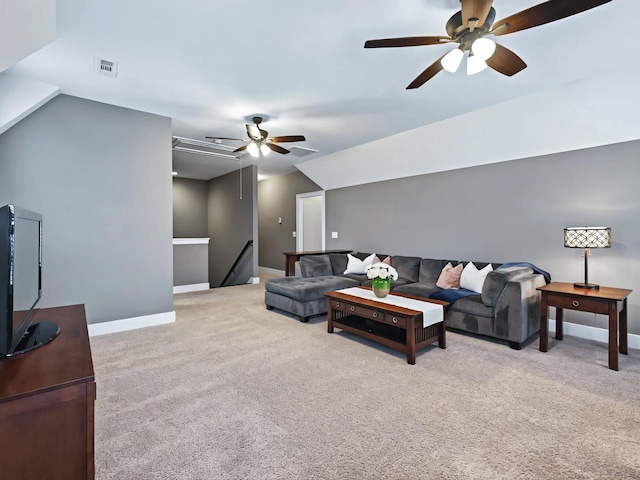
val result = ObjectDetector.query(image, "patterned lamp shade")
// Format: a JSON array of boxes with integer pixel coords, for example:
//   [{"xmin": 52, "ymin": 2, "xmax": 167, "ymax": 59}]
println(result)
[
  {"xmin": 563, "ymin": 227, "xmax": 611, "ymax": 289},
  {"xmin": 564, "ymin": 227, "xmax": 611, "ymax": 249}
]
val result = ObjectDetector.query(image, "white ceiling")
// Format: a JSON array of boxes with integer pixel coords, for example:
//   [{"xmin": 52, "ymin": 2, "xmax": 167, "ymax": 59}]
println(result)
[{"xmin": 4, "ymin": 0, "xmax": 633, "ymax": 181}]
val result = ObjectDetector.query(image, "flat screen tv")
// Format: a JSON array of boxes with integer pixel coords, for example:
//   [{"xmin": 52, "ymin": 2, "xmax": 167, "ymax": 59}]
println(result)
[{"xmin": 0, "ymin": 204, "xmax": 59, "ymax": 359}]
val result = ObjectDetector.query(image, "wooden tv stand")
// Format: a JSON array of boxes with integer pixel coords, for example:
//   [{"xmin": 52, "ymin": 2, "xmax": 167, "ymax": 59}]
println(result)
[{"xmin": 0, "ymin": 304, "xmax": 95, "ymax": 479}]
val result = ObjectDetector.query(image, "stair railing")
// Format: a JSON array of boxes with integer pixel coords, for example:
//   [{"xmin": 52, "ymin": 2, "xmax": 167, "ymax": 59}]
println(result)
[{"xmin": 220, "ymin": 240, "xmax": 253, "ymax": 287}]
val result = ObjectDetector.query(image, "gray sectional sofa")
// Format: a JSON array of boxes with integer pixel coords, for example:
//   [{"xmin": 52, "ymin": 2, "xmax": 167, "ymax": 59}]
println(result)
[{"xmin": 264, "ymin": 252, "xmax": 548, "ymax": 349}]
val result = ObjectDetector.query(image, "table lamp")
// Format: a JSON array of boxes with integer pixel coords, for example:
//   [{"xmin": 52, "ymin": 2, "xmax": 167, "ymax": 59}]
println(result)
[{"xmin": 563, "ymin": 227, "xmax": 611, "ymax": 289}]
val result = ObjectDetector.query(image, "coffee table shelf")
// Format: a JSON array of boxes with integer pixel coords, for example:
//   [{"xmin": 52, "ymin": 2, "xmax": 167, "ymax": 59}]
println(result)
[{"xmin": 331, "ymin": 313, "xmax": 408, "ymax": 350}]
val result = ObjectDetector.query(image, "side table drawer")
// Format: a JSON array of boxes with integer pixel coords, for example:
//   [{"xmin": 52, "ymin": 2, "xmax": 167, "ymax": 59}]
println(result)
[{"xmin": 547, "ymin": 293, "xmax": 609, "ymax": 315}]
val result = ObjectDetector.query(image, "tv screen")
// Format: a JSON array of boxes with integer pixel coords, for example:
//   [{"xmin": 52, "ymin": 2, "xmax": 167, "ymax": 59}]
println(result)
[{"xmin": 0, "ymin": 205, "xmax": 58, "ymax": 358}]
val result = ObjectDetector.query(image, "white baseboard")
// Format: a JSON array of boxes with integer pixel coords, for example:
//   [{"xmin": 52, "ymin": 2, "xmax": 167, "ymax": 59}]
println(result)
[
  {"xmin": 248, "ymin": 277, "xmax": 260, "ymax": 284},
  {"xmin": 173, "ymin": 283, "xmax": 210, "ymax": 294},
  {"xmin": 259, "ymin": 266, "xmax": 285, "ymax": 277},
  {"xmin": 549, "ymin": 319, "xmax": 640, "ymax": 350},
  {"xmin": 88, "ymin": 310, "xmax": 176, "ymax": 337}
]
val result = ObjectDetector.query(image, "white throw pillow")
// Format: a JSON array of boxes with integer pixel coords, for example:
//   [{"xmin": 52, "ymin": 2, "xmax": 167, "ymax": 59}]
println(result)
[
  {"xmin": 343, "ymin": 253, "xmax": 376, "ymax": 275},
  {"xmin": 459, "ymin": 262, "xmax": 493, "ymax": 294}
]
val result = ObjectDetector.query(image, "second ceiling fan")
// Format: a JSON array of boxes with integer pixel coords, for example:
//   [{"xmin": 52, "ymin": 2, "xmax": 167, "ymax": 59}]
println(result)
[
  {"xmin": 206, "ymin": 116, "xmax": 306, "ymax": 157},
  {"xmin": 364, "ymin": 0, "xmax": 612, "ymax": 89}
]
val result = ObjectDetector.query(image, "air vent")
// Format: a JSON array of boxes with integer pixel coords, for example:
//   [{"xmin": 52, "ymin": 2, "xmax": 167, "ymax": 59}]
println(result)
[
  {"xmin": 94, "ymin": 56, "xmax": 118, "ymax": 78},
  {"xmin": 288, "ymin": 146, "xmax": 318, "ymax": 157},
  {"xmin": 172, "ymin": 137, "xmax": 242, "ymax": 159}
]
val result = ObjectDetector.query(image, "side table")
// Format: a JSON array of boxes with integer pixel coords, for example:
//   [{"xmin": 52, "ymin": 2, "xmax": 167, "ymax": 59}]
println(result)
[{"xmin": 537, "ymin": 282, "xmax": 632, "ymax": 371}]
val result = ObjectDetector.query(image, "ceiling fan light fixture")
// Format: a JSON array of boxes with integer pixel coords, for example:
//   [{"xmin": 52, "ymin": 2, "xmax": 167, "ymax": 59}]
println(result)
[
  {"xmin": 441, "ymin": 47, "xmax": 464, "ymax": 73},
  {"xmin": 471, "ymin": 37, "xmax": 496, "ymax": 61},
  {"xmin": 259, "ymin": 144, "xmax": 270, "ymax": 156},
  {"xmin": 247, "ymin": 142, "xmax": 260, "ymax": 157},
  {"xmin": 467, "ymin": 52, "xmax": 488, "ymax": 76}
]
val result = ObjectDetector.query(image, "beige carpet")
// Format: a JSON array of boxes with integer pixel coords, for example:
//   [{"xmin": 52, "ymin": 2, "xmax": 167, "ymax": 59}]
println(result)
[{"xmin": 91, "ymin": 283, "xmax": 640, "ymax": 480}]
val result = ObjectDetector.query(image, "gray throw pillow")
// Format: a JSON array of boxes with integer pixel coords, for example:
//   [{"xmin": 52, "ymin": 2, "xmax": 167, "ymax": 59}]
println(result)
[
  {"xmin": 419, "ymin": 259, "xmax": 450, "ymax": 284},
  {"xmin": 481, "ymin": 266, "xmax": 534, "ymax": 306},
  {"xmin": 391, "ymin": 256, "xmax": 421, "ymax": 282},
  {"xmin": 300, "ymin": 255, "xmax": 333, "ymax": 278},
  {"xmin": 329, "ymin": 253, "xmax": 349, "ymax": 275}
]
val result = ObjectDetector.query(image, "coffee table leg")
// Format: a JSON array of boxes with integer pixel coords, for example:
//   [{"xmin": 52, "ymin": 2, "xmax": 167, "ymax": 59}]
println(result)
[
  {"xmin": 438, "ymin": 321, "xmax": 446, "ymax": 349},
  {"xmin": 406, "ymin": 317, "xmax": 416, "ymax": 365},
  {"xmin": 327, "ymin": 303, "xmax": 334, "ymax": 333}
]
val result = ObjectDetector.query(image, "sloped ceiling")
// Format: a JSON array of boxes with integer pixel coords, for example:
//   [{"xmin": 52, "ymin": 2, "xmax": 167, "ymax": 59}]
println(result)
[
  {"xmin": 299, "ymin": 67, "xmax": 640, "ymax": 190},
  {"xmin": 2, "ymin": 0, "xmax": 638, "ymax": 185},
  {"xmin": 0, "ymin": 0, "xmax": 55, "ymax": 73}
]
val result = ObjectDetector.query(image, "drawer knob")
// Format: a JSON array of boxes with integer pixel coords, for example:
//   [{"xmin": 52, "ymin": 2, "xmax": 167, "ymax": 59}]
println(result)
[
  {"xmin": 392, "ymin": 317, "xmax": 398, "ymax": 324},
  {"xmin": 573, "ymin": 300, "xmax": 580, "ymax": 307},
  {"xmin": 350, "ymin": 306, "xmax": 355, "ymax": 312},
  {"xmin": 336, "ymin": 302, "xmax": 340, "ymax": 307},
  {"xmin": 372, "ymin": 311, "xmax": 378, "ymax": 318}
]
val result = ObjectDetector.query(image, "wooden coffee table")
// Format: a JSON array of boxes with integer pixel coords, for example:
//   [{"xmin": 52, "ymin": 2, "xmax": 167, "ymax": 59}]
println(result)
[{"xmin": 326, "ymin": 288, "xmax": 448, "ymax": 364}]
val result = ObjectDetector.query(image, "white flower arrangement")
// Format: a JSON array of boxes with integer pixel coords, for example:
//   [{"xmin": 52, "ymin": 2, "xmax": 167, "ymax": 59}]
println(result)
[{"xmin": 366, "ymin": 262, "xmax": 398, "ymax": 281}]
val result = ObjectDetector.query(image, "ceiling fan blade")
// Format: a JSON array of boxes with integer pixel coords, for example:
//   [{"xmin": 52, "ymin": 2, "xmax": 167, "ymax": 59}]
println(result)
[
  {"xmin": 268, "ymin": 135, "xmax": 306, "ymax": 143},
  {"xmin": 364, "ymin": 36, "xmax": 451, "ymax": 48},
  {"xmin": 406, "ymin": 54, "xmax": 447, "ymax": 89},
  {"xmin": 246, "ymin": 123, "xmax": 264, "ymax": 140},
  {"xmin": 492, "ymin": 0, "xmax": 612, "ymax": 36},
  {"xmin": 461, "ymin": 0, "xmax": 494, "ymax": 30},
  {"xmin": 205, "ymin": 136, "xmax": 244, "ymax": 141},
  {"xmin": 485, "ymin": 43, "xmax": 527, "ymax": 76},
  {"xmin": 233, "ymin": 145, "xmax": 248, "ymax": 153},
  {"xmin": 266, "ymin": 143, "xmax": 290, "ymax": 155}
]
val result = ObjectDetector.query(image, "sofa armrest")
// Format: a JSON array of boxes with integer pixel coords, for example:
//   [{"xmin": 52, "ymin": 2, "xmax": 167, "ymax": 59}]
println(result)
[
  {"xmin": 482, "ymin": 267, "xmax": 533, "ymax": 306},
  {"xmin": 493, "ymin": 274, "xmax": 547, "ymax": 344}
]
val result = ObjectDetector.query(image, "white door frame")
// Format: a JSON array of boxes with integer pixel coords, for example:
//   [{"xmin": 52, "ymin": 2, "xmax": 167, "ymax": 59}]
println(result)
[{"xmin": 296, "ymin": 190, "xmax": 325, "ymax": 251}]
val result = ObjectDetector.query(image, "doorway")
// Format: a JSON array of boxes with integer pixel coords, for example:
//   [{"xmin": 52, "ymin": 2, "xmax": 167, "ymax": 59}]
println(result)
[{"xmin": 296, "ymin": 191, "xmax": 325, "ymax": 252}]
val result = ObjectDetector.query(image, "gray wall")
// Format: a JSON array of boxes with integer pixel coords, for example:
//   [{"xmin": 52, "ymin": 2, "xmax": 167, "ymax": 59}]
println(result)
[
  {"xmin": 257, "ymin": 171, "xmax": 320, "ymax": 270},
  {"xmin": 207, "ymin": 165, "xmax": 258, "ymax": 287},
  {"xmin": 173, "ymin": 244, "xmax": 209, "ymax": 286},
  {"xmin": 0, "ymin": 94, "xmax": 174, "ymax": 324},
  {"xmin": 173, "ymin": 177, "xmax": 208, "ymax": 237},
  {"xmin": 325, "ymin": 140, "xmax": 640, "ymax": 333},
  {"xmin": 174, "ymin": 169, "xmax": 319, "ymax": 275}
]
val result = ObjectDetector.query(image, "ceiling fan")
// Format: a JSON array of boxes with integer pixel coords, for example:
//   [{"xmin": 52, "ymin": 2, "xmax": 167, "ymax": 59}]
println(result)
[
  {"xmin": 364, "ymin": 0, "xmax": 612, "ymax": 89},
  {"xmin": 206, "ymin": 116, "xmax": 306, "ymax": 157}
]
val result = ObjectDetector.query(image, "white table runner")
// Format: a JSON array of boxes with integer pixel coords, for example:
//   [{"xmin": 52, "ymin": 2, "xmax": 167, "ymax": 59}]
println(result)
[{"xmin": 336, "ymin": 287, "xmax": 444, "ymax": 328}]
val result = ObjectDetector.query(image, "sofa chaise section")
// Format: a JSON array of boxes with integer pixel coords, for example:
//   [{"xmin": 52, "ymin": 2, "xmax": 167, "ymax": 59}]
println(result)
[{"xmin": 265, "ymin": 255, "xmax": 361, "ymax": 322}]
